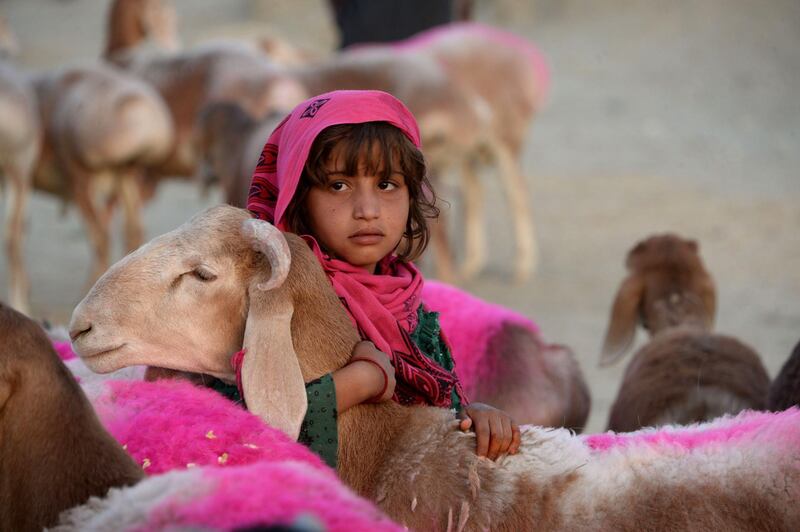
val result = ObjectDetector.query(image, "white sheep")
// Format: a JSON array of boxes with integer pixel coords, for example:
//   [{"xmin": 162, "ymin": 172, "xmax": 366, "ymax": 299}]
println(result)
[
  {"xmin": 31, "ymin": 62, "xmax": 174, "ymax": 282},
  {"xmin": 70, "ymin": 206, "xmax": 800, "ymax": 530},
  {"xmin": 600, "ymin": 233, "xmax": 771, "ymax": 431}
]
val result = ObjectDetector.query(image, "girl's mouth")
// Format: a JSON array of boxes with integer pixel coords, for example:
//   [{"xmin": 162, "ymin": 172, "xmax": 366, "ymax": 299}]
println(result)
[{"xmin": 349, "ymin": 229, "xmax": 385, "ymax": 245}]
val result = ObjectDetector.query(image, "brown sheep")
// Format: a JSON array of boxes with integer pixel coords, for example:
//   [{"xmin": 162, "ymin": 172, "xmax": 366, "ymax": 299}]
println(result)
[
  {"xmin": 0, "ymin": 302, "xmax": 142, "ymax": 531},
  {"xmin": 69, "ymin": 207, "xmax": 800, "ymax": 530},
  {"xmin": 768, "ymin": 338, "xmax": 800, "ymax": 411},
  {"xmin": 600, "ymin": 233, "xmax": 770, "ymax": 431},
  {"xmin": 103, "ymin": 0, "xmax": 307, "ymax": 192}
]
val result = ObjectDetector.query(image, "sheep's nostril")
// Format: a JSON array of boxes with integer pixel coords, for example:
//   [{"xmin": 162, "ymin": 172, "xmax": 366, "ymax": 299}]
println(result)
[{"xmin": 69, "ymin": 323, "xmax": 92, "ymax": 342}]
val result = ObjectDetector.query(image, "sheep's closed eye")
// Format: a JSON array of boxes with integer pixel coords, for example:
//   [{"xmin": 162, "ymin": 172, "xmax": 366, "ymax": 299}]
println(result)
[{"xmin": 191, "ymin": 266, "xmax": 217, "ymax": 282}]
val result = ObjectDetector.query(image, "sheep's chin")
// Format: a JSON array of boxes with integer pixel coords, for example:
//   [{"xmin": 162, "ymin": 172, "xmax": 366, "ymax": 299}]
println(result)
[{"xmin": 79, "ymin": 344, "xmax": 132, "ymax": 374}]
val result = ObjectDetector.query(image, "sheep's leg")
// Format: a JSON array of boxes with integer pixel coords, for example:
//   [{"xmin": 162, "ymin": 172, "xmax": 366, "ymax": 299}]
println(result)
[
  {"xmin": 458, "ymin": 158, "xmax": 486, "ymax": 280},
  {"xmin": 430, "ymin": 214, "xmax": 456, "ymax": 283},
  {"xmin": 69, "ymin": 166, "xmax": 112, "ymax": 284},
  {"xmin": 492, "ymin": 141, "xmax": 537, "ymax": 283},
  {"xmin": 119, "ymin": 170, "xmax": 144, "ymax": 252},
  {"xmin": 426, "ymin": 166, "xmax": 457, "ymax": 283},
  {"xmin": 3, "ymin": 163, "xmax": 31, "ymax": 313}
]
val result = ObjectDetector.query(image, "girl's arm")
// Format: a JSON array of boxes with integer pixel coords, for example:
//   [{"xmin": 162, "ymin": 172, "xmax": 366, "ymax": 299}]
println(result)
[{"xmin": 332, "ymin": 340, "xmax": 395, "ymax": 412}]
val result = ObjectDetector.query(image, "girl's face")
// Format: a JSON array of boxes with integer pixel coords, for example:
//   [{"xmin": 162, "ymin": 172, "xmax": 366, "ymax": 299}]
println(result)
[{"xmin": 305, "ymin": 143, "xmax": 410, "ymax": 273}]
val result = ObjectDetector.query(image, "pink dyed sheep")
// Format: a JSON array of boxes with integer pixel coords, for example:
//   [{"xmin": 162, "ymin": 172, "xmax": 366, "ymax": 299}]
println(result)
[
  {"xmin": 59, "ymin": 377, "xmax": 400, "ymax": 531},
  {"xmin": 0, "ymin": 302, "xmax": 400, "ymax": 531},
  {"xmin": 423, "ymin": 280, "xmax": 590, "ymax": 431}
]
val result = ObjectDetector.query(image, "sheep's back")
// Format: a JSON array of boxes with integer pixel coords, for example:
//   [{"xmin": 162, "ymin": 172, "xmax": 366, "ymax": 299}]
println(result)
[{"xmin": 607, "ymin": 328, "xmax": 769, "ymax": 432}]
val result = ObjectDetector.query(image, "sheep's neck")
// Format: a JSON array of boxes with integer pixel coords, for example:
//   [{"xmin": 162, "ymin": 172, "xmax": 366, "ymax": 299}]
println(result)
[
  {"xmin": 285, "ymin": 243, "xmax": 409, "ymax": 496},
  {"xmin": 646, "ymin": 292, "xmax": 712, "ymax": 336}
]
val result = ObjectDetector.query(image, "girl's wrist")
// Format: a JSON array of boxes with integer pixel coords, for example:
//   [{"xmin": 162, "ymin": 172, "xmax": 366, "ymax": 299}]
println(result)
[
  {"xmin": 350, "ymin": 358, "xmax": 388, "ymax": 402},
  {"xmin": 333, "ymin": 360, "xmax": 384, "ymax": 408},
  {"xmin": 349, "ymin": 359, "xmax": 386, "ymax": 402}
]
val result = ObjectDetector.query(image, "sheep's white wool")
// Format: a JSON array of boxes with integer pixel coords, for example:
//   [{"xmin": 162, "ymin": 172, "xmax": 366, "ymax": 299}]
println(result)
[
  {"xmin": 556, "ymin": 419, "xmax": 800, "ymax": 521},
  {"xmin": 51, "ymin": 468, "xmax": 209, "ymax": 531},
  {"xmin": 65, "ymin": 357, "xmax": 145, "ymax": 400}
]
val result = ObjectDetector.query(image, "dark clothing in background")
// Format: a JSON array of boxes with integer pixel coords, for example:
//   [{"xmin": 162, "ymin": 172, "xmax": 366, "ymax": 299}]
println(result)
[{"xmin": 329, "ymin": 0, "xmax": 471, "ymax": 49}]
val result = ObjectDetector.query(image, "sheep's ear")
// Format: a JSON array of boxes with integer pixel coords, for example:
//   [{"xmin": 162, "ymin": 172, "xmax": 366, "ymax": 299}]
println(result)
[
  {"xmin": 239, "ymin": 217, "xmax": 305, "ymax": 439},
  {"xmin": 241, "ymin": 285, "xmax": 307, "ymax": 440},
  {"xmin": 600, "ymin": 274, "xmax": 644, "ymax": 367}
]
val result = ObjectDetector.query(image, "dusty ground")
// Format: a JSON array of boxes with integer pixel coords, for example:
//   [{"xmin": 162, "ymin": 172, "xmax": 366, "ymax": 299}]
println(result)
[{"xmin": 1, "ymin": 0, "xmax": 798, "ymax": 432}]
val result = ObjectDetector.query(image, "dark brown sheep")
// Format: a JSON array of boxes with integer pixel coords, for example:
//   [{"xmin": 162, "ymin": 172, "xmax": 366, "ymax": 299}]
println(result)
[
  {"xmin": 0, "ymin": 302, "xmax": 142, "ymax": 531},
  {"xmin": 601, "ymin": 233, "xmax": 770, "ymax": 432}
]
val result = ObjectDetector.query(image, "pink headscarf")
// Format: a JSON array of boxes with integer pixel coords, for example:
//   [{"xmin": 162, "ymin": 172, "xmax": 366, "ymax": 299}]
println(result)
[{"xmin": 248, "ymin": 90, "xmax": 464, "ymax": 408}]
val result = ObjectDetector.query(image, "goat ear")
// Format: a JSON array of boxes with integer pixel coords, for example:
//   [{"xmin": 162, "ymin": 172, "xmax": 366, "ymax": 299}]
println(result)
[
  {"xmin": 600, "ymin": 274, "xmax": 644, "ymax": 367},
  {"xmin": 241, "ymin": 285, "xmax": 307, "ymax": 440}
]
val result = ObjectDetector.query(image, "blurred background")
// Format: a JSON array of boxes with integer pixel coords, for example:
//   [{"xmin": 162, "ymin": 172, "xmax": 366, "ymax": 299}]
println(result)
[{"xmin": 0, "ymin": 0, "xmax": 798, "ymax": 432}]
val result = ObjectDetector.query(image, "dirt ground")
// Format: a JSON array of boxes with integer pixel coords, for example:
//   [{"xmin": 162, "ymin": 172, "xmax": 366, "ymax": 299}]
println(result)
[{"xmin": 1, "ymin": 0, "xmax": 798, "ymax": 433}]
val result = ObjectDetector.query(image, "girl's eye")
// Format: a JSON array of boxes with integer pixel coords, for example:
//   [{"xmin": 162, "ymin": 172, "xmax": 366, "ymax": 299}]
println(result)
[
  {"xmin": 329, "ymin": 181, "xmax": 349, "ymax": 192},
  {"xmin": 378, "ymin": 181, "xmax": 399, "ymax": 191}
]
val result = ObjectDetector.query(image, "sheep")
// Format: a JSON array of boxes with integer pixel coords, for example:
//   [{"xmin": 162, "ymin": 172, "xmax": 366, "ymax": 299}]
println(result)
[
  {"xmin": 0, "ymin": 302, "xmax": 401, "ymax": 531},
  {"xmin": 0, "ymin": 60, "xmax": 40, "ymax": 313},
  {"xmin": 422, "ymin": 280, "xmax": 590, "ymax": 431},
  {"xmin": 0, "ymin": 301, "xmax": 143, "ymax": 530},
  {"xmin": 69, "ymin": 205, "xmax": 800, "ymax": 530},
  {"xmin": 194, "ymin": 101, "xmax": 286, "ymax": 207},
  {"xmin": 31, "ymin": 63, "xmax": 174, "ymax": 282},
  {"xmin": 103, "ymin": 0, "xmax": 307, "ymax": 188},
  {"xmin": 389, "ymin": 23, "xmax": 549, "ymax": 280},
  {"xmin": 600, "ymin": 233, "xmax": 771, "ymax": 432},
  {"xmin": 768, "ymin": 338, "xmax": 800, "ymax": 411},
  {"xmin": 281, "ymin": 29, "xmax": 548, "ymax": 283}
]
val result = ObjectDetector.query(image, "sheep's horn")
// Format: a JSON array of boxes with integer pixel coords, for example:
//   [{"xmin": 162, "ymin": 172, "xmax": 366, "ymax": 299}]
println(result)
[{"xmin": 242, "ymin": 219, "xmax": 291, "ymax": 291}]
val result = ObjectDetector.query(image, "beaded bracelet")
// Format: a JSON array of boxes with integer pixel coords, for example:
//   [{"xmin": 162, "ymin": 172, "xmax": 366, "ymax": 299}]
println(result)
[{"xmin": 351, "ymin": 357, "xmax": 390, "ymax": 403}]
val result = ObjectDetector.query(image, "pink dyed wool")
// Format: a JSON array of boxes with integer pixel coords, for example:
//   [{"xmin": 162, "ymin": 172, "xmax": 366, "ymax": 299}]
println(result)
[
  {"xmin": 392, "ymin": 22, "xmax": 551, "ymax": 105},
  {"xmin": 422, "ymin": 280, "xmax": 541, "ymax": 393},
  {"xmin": 82, "ymin": 378, "xmax": 401, "ymax": 530},
  {"xmin": 136, "ymin": 461, "xmax": 401, "ymax": 532},
  {"xmin": 53, "ymin": 340, "xmax": 76, "ymax": 361},
  {"xmin": 91, "ymin": 379, "xmax": 326, "ymax": 475},
  {"xmin": 584, "ymin": 407, "xmax": 800, "ymax": 453}
]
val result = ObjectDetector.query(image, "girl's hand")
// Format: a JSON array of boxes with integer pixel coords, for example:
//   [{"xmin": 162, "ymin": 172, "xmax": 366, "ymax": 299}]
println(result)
[
  {"xmin": 349, "ymin": 340, "xmax": 395, "ymax": 403},
  {"xmin": 458, "ymin": 403, "xmax": 521, "ymax": 460}
]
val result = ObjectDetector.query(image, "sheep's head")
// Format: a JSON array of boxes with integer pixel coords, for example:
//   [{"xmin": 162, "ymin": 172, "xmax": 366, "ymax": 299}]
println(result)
[
  {"xmin": 69, "ymin": 205, "xmax": 286, "ymax": 379},
  {"xmin": 600, "ymin": 233, "xmax": 717, "ymax": 366},
  {"xmin": 68, "ymin": 205, "xmax": 309, "ymax": 439}
]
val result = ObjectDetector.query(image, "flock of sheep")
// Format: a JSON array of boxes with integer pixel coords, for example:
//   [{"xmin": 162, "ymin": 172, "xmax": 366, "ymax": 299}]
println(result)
[{"xmin": 1, "ymin": 1, "xmax": 800, "ymax": 530}]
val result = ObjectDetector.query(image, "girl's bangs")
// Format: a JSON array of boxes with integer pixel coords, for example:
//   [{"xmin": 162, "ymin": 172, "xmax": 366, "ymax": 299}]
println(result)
[{"xmin": 307, "ymin": 122, "xmax": 421, "ymax": 184}]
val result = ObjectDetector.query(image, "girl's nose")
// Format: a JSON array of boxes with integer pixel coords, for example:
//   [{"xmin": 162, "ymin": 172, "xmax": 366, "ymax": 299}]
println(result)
[{"xmin": 353, "ymin": 188, "xmax": 380, "ymax": 220}]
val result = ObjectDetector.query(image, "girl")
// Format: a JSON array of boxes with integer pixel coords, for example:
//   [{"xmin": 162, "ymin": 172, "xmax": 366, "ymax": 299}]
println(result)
[{"xmin": 246, "ymin": 90, "xmax": 520, "ymax": 468}]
